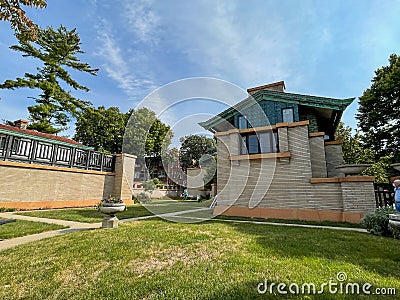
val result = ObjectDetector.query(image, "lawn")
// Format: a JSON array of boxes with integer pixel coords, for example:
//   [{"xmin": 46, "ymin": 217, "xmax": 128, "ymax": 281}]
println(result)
[
  {"xmin": 0, "ymin": 218, "xmax": 66, "ymax": 240},
  {"xmin": 0, "ymin": 219, "xmax": 399, "ymax": 299},
  {"xmin": 17, "ymin": 201, "xmax": 208, "ymax": 223}
]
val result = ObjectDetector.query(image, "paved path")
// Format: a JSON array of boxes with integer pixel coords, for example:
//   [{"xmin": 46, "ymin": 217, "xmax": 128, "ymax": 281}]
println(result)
[
  {"xmin": 0, "ymin": 212, "xmax": 101, "ymax": 228},
  {"xmin": 0, "ymin": 207, "xmax": 367, "ymax": 252},
  {"xmin": 0, "ymin": 212, "xmax": 100, "ymax": 251},
  {"xmin": 168, "ymin": 214, "xmax": 368, "ymax": 233}
]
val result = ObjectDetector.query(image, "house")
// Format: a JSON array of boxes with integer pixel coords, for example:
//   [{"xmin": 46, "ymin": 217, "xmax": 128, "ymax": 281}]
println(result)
[
  {"xmin": 199, "ymin": 81, "xmax": 375, "ymax": 223},
  {"xmin": 133, "ymin": 155, "xmax": 186, "ymax": 198}
]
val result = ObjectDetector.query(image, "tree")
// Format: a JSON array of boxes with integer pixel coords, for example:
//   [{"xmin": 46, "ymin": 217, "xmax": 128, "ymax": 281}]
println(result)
[
  {"xmin": 0, "ymin": 0, "xmax": 46, "ymax": 40},
  {"xmin": 74, "ymin": 106, "xmax": 129, "ymax": 153},
  {"xmin": 142, "ymin": 178, "xmax": 160, "ymax": 195},
  {"xmin": 357, "ymin": 53, "xmax": 400, "ymax": 161},
  {"xmin": 75, "ymin": 106, "xmax": 173, "ymax": 157},
  {"xmin": 201, "ymin": 155, "xmax": 217, "ymax": 188},
  {"xmin": 335, "ymin": 122, "xmax": 394, "ymax": 183},
  {"xmin": 0, "ymin": 25, "xmax": 98, "ymax": 134},
  {"xmin": 179, "ymin": 135, "xmax": 216, "ymax": 170},
  {"xmin": 335, "ymin": 122, "xmax": 374, "ymax": 164},
  {"xmin": 124, "ymin": 107, "xmax": 173, "ymax": 159}
]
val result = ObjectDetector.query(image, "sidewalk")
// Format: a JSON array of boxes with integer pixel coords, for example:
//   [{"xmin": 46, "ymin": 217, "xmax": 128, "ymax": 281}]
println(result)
[{"xmin": 0, "ymin": 212, "xmax": 100, "ymax": 251}]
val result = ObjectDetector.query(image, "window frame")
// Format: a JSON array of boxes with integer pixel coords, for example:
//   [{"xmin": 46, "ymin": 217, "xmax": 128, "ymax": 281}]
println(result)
[
  {"xmin": 238, "ymin": 114, "xmax": 248, "ymax": 129},
  {"xmin": 240, "ymin": 130, "xmax": 279, "ymax": 155},
  {"xmin": 282, "ymin": 107, "xmax": 294, "ymax": 123}
]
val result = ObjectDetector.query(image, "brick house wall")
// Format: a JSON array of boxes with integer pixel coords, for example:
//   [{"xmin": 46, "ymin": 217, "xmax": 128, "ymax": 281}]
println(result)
[{"xmin": 213, "ymin": 121, "xmax": 375, "ymax": 223}]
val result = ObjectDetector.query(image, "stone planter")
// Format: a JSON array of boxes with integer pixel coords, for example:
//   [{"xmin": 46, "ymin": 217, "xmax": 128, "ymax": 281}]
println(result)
[
  {"xmin": 98, "ymin": 202, "xmax": 125, "ymax": 228},
  {"xmin": 391, "ymin": 163, "xmax": 400, "ymax": 171},
  {"xmin": 389, "ymin": 214, "xmax": 400, "ymax": 239},
  {"xmin": 335, "ymin": 164, "xmax": 370, "ymax": 176}
]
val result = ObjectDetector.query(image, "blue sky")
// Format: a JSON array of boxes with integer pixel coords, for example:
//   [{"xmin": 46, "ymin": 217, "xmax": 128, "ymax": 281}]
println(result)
[{"xmin": 1, "ymin": 0, "xmax": 400, "ymax": 146}]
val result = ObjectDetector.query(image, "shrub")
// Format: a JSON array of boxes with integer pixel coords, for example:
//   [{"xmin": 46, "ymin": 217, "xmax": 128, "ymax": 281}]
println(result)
[
  {"xmin": 0, "ymin": 207, "xmax": 16, "ymax": 212},
  {"xmin": 361, "ymin": 206, "xmax": 396, "ymax": 236},
  {"xmin": 137, "ymin": 192, "xmax": 150, "ymax": 203}
]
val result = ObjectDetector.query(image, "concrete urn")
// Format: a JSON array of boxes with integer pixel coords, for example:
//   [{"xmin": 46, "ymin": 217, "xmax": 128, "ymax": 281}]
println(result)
[
  {"xmin": 389, "ymin": 214, "xmax": 400, "ymax": 239},
  {"xmin": 391, "ymin": 163, "xmax": 400, "ymax": 171},
  {"xmin": 98, "ymin": 202, "xmax": 126, "ymax": 229},
  {"xmin": 335, "ymin": 164, "xmax": 370, "ymax": 176},
  {"xmin": 99, "ymin": 203, "xmax": 126, "ymax": 216}
]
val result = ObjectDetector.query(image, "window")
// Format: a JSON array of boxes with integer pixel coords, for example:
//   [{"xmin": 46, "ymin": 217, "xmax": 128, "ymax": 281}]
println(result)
[
  {"xmin": 282, "ymin": 107, "xmax": 294, "ymax": 123},
  {"xmin": 240, "ymin": 135, "xmax": 247, "ymax": 154},
  {"xmin": 259, "ymin": 132, "xmax": 273, "ymax": 153},
  {"xmin": 240, "ymin": 130, "xmax": 279, "ymax": 155},
  {"xmin": 238, "ymin": 115, "xmax": 248, "ymax": 129},
  {"xmin": 248, "ymin": 134, "xmax": 259, "ymax": 154}
]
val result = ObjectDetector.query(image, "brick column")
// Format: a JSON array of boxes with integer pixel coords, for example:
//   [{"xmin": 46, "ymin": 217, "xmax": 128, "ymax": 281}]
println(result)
[
  {"xmin": 340, "ymin": 177, "xmax": 376, "ymax": 222},
  {"xmin": 325, "ymin": 142, "xmax": 344, "ymax": 178},
  {"xmin": 309, "ymin": 134, "xmax": 328, "ymax": 178},
  {"xmin": 113, "ymin": 154, "xmax": 136, "ymax": 202}
]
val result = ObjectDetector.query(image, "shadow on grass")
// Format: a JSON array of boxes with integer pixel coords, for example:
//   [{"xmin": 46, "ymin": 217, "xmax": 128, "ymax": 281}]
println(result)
[{"xmin": 219, "ymin": 220, "xmax": 400, "ymax": 280}]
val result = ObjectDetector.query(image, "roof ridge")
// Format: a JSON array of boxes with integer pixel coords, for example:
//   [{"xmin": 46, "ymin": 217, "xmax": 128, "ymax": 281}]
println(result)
[
  {"xmin": 247, "ymin": 81, "xmax": 286, "ymax": 93},
  {"xmin": 0, "ymin": 124, "xmax": 86, "ymax": 148}
]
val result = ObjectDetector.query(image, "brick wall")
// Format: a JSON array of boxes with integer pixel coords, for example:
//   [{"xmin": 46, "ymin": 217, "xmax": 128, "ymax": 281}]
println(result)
[
  {"xmin": 0, "ymin": 153, "xmax": 136, "ymax": 209},
  {"xmin": 214, "ymin": 122, "xmax": 376, "ymax": 223}
]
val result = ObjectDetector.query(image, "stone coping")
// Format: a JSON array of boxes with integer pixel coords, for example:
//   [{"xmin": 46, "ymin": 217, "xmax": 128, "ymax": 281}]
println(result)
[
  {"xmin": 0, "ymin": 161, "xmax": 115, "ymax": 176},
  {"xmin": 309, "ymin": 132, "xmax": 325, "ymax": 137},
  {"xmin": 215, "ymin": 120, "xmax": 310, "ymax": 137},
  {"xmin": 325, "ymin": 140, "xmax": 343, "ymax": 145},
  {"xmin": 229, "ymin": 151, "xmax": 291, "ymax": 161},
  {"xmin": 310, "ymin": 176, "xmax": 375, "ymax": 183},
  {"xmin": 114, "ymin": 153, "xmax": 137, "ymax": 158}
]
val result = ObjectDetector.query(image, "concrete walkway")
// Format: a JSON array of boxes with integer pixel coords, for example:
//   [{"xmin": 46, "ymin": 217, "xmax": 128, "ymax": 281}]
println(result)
[
  {"xmin": 168, "ymin": 214, "xmax": 368, "ymax": 233},
  {"xmin": 0, "ymin": 208, "xmax": 367, "ymax": 252},
  {"xmin": 0, "ymin": 212, "xmax": 100, "ymax": 251},
  {"xmin": 0, "ymin": 212, "xmax": 102, "ymax": 228}
]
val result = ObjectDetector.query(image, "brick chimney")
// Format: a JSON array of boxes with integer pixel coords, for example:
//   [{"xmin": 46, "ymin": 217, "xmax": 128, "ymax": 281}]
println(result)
[
  {"xmin": 14, "ymin": 119, "xmax": 29, "ymax": 130},
  {"xmin": 247, "ymin": 81, "xmax": 286, "ymax": 94}
]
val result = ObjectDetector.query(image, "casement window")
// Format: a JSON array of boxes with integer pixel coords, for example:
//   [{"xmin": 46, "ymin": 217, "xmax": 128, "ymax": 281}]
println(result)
[
  {"xmin": 282, "ymin": 107, "xmax": 294, "ymax": 123},
  {"xmin": 240, "ymin": 131, "xmax": 279, "ymax": 155},
  {"xmin": 238, "ymin": 115, "xmax": 248, "ymax": 129}
]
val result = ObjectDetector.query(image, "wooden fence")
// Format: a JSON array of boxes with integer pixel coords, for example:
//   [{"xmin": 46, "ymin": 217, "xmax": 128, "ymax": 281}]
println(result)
[{"xmin": 374, "ymin": 183, "xmax": 394, "ymax": 208}]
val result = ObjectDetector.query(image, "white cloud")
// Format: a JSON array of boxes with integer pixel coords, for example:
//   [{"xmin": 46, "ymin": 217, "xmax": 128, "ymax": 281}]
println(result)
[
  {"xmin": 161, "ymin": 1, "xmax": 296, "ymax": 88},
  {"xmin": 96, "ymin": 30, "xmax": 157, "ymax": 100},
  {"xmin": 122, "ymin": 0, "xmax": 160, "ymax": 44}
]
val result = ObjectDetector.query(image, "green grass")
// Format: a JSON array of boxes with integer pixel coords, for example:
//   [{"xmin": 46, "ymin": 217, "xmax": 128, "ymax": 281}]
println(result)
[
  {"xmin": 0, "ymin": 219, "xmax": 399, "ymax": 299},
  {"xmin": 17, "ymin": 202, "xmax": 209, "ymax": 223},
  {"xmin": 17, "ymin": 205, "xmax": 152, "ymax": 223},
  {"xmin": 215, "ymin": 214, "xmax": 363, "ymax": 228},
  {"xmin": 0, "ymin": 218, "xmax": 66, "ymax": 240}
]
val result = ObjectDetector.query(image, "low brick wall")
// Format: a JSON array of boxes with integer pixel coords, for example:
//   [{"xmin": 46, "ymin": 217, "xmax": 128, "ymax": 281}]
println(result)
[{"xmin": 0, "ymin": 154, "xmax": 136, "ymax": 209}]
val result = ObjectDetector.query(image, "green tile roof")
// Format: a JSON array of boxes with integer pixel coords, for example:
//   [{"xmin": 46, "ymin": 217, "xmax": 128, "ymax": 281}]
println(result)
[
  {"xmin": 199, "ymin": 89, "xmax": 355, "ymax": 130},
  {"xmin": 0, "ymin": 128, "xmax": 92, "ymax": 150}
]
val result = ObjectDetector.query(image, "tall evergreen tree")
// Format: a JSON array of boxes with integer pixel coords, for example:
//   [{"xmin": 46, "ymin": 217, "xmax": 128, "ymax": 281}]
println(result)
[
  {"xmin": 357, "ymin": 53, "xmax": 400, "ymax": 161},
  {"xmin": 0, "ymin": 25, "xmax": 98, "ymax": 133},
  {"xmin": 0, "ymin": 0, "xmax": 46, "ymax": 40}
]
